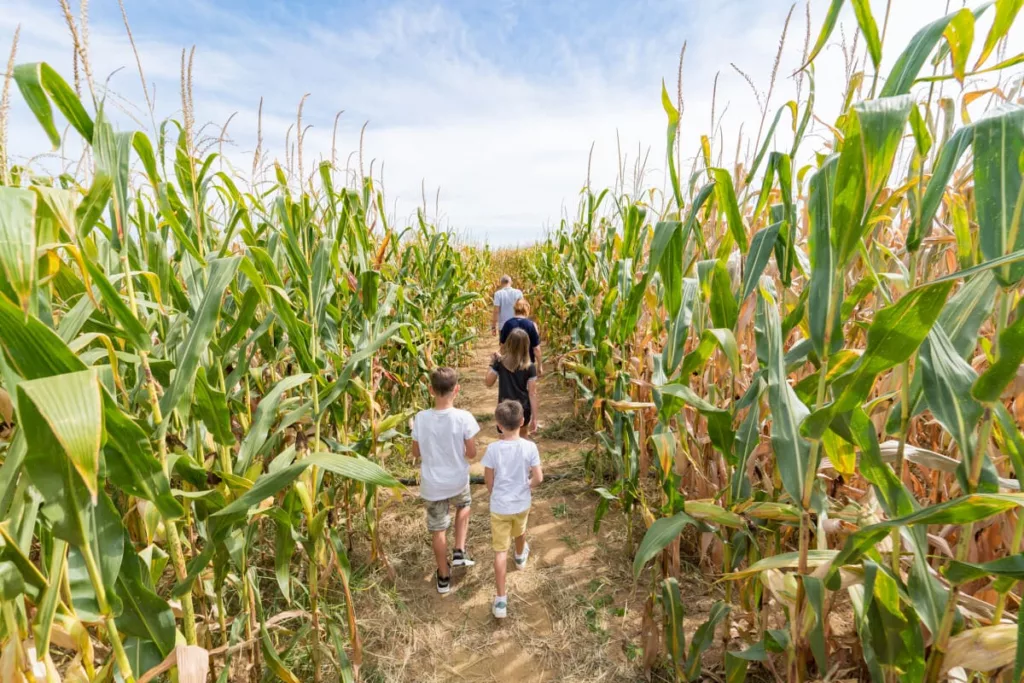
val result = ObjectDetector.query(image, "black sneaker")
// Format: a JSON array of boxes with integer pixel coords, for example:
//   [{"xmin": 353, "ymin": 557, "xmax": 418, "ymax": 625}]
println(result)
[
  {"xmin": 452, "ymin": 549, "xmax": 476, "ymax": 568},
  {"xmin": 436, "ymin": 564, "xmax": 452, "ymax": 594}
]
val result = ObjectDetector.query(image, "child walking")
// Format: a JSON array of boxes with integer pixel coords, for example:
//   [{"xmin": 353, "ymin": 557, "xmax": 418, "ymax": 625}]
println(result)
[
  {"xmin": 411, "ymin": 368, "xmax": 481, "ymax": 594},
  {"xmin": 482, "ymin": 400, "xmax": 543, "ymax": 618},
  {"xmin": 485, "ymin": 327, "xmax": 538, "ymax": 434}
]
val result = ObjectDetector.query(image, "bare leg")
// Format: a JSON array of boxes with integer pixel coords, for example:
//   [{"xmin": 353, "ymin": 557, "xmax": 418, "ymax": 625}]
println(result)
[
  {"xmin": 453, "ymin": 505, "xmax": 471, "ymax": 553},
  {"xmin": 432, "ymin": 530, "xmax": 449, "ymax": 577},
  {"xmin": 494, "ymin": 551, "xmax": 508, "ymax": 596},
  {"xmin": 514, "ymin": 533, "xmax": 526, "ymax": 556}
]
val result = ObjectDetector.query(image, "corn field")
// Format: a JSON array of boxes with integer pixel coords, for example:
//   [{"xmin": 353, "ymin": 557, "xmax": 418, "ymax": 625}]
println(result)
[
  {"xmin": 521, "ymin": 1, "xmax": 1024, "ymax": 681},
  {"xmin": 5, "ymin": 0, "xmax": 1024, "ymax": 681},
  {"xmin": 0, "ymin": 18, "xmax": 491, "ymax": 680}
]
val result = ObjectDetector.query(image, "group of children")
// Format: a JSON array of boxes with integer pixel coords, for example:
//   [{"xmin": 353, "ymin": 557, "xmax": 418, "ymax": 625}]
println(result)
[{"xmin": 410, "ymin": 285, "xmax": 542, "ymax": 620}]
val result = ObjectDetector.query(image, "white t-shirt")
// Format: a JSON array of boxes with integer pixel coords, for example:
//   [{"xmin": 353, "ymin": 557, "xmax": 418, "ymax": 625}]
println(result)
[
  {"xmin": 493, "ymin": 286, "xmax": 523, "ymax": 330},
  {"xmin": 481, "ymin": 438, "xmax": 541, "ymax": 515},
  {"xmin": 412, "ymin": 408, "xmax": 481, "ymax": 501}
]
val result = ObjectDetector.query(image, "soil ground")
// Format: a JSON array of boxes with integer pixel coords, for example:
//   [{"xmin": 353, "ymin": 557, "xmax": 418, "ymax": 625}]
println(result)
[{"xmin": 356, "ymin": 336, "xmax": 716, "ymax": 682}]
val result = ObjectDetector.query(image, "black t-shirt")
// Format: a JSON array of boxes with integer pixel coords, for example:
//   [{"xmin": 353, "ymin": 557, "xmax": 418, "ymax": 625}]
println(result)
[
  {"xmin": 499, "ymin": 317, "xmax": 541, "ymax": 361},
  {"xmin": 491, "ymin": 359, "xmax": 537, "ymax": 408}
]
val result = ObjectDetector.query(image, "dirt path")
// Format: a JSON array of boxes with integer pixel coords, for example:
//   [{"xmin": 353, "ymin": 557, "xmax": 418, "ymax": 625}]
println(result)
[{"xmin": 358, "ymin": 336, "xmax": 670, "ymax": 682}]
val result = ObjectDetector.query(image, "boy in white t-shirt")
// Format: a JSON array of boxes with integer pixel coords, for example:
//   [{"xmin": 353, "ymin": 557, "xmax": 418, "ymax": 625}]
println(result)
[
  {"xmin": 482, "ymin": 400, "xmax": 543, "ymax": 619},
  {"xmin": 411, "ymin": 368, "xmax": 481, "ymax": 594}
]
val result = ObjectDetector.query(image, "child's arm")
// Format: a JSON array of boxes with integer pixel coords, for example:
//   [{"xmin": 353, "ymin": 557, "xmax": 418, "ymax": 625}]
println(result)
[
  {"xmin": 411, "ymin": 440, "xmax": 421, "ymax": 461},
  {"xmin": 534, "ymin": 344, "xmax": 544, "ymax": 377},
  {"xmin": 484, "ymin": 366, "xmax": 498, "ymax": 388},
  {"xmin": 464, "ymin": 437, "xmax": 477, "ymax": 461},
  {"xmin": 529, "ymin": 464, "xmax": 543, "ymax": 489},
  {"xmin": 484, "ymin": 466, "xmax": 495, "ymax": 493}
]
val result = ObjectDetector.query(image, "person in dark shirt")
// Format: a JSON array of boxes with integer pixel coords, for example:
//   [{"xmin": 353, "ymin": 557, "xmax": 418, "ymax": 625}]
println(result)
[
  {"xmin": 484, "ymin": 328, "xmax": 538, "ymax": 435},
  {"xmin": 499, "ymin": 298, "xmax": 543, "ymax": 376}
]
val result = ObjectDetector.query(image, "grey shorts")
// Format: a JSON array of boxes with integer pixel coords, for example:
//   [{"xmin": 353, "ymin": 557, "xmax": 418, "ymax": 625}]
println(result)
[{"xmin": 425, "ymin": 485, "xmax": 472, "ymax": 532}]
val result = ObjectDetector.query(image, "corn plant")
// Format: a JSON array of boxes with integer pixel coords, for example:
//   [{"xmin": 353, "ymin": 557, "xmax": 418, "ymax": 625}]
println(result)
[
  {"xmin": 0, "ymin": 54, "xmax": 484, "ymax": 682},
  {"xmin": 535, "ymin": 2, "xmax": 1024, "ymax": 681}
]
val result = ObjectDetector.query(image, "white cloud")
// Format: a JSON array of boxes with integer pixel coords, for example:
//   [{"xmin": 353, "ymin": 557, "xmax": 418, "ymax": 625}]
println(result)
[{"xmin": 2, "ymin": 0, "xmax": 1022, "ymax": 246}]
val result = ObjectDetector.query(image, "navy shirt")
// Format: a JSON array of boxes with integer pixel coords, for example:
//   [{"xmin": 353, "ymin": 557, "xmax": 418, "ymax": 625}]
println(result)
[{"xmin": 499, "ymin": 317, "xmax": 541, "ymax": 361}]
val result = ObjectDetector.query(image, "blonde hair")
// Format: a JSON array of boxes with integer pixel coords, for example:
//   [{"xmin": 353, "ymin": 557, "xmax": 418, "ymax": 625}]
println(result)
[
  {"xmin": 513, "ymin": 298, "xmax": 530, "ymax": 316},
  {"xmin": 501, "ymin": 328, "xmax": 532, "ymax": 372}
]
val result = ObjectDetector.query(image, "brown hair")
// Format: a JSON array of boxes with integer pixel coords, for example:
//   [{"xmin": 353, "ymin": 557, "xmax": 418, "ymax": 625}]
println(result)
[
  {"xmin": 430, "ymin": 367, "xmax": 458, "ymax": 396},
  {"xmin": 495, "ymin": 400, "xmax": 524, "ymax": 431},
  {"xmin": 513, "ymin": 298, "xmax": 530, "ymax": 316},
  {"xmin": 501, "ymin": 328, "xmax": 532, "ymax": 372}
]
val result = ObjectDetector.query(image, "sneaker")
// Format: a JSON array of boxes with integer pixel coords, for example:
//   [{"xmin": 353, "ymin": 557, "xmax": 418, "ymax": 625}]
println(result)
[
  {"xmin": 436, "ymin": 565, "xmax": 452, "ymax": 594},
  {"xmin": 452, "ymin": 549, "xmax": 476, "ymax": 568},
  {"xmin": 514, "ymin": 543, "xmax": 530, "ymax": 569},
  {"xmin": 492, "ymin": 596, "xmax": 508, "ymax": 619}
]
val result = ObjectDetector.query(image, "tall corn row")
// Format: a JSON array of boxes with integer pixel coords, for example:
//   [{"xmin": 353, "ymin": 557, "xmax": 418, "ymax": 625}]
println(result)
[
  {"xmin": 537, "ymin": 3, "xmax": 1024, "ymax": 680},
  {"xmin": 0, "ymin": 61, "xmax": 484, "ymax": 681}
]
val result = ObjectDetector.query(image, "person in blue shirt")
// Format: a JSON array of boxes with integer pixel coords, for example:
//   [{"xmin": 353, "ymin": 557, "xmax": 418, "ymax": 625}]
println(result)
[{"xmin": 499, "ymin": 298, "xmax": 542, "ymax": 377}]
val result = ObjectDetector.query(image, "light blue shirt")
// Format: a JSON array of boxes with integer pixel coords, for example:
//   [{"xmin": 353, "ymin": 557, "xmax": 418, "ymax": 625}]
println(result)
[{"xmin": 493, "ymin": 286, "xmax": 523, "ymax": 330}]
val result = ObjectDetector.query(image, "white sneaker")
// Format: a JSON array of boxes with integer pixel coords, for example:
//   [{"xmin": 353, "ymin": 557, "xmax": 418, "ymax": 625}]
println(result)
[
  {"xmin": 492, "ymin": 596, "xmax": 508, "ymax": 619},
  {"xmin": 452, "ymin": 549, "xmax": 475, "ymax": 567},
  {"xmin": 514, "ymin": 543, "xmax": 530, "ymax": 569}
]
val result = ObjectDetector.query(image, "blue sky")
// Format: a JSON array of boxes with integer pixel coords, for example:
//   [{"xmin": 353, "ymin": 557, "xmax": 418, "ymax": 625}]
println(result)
[{"xmin": 3, "ymin": 0, "xmax": 1021, "ymax": 245}]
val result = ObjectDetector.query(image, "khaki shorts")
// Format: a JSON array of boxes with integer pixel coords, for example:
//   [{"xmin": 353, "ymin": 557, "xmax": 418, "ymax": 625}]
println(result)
[
  {"xmin": 490, "ymin": 510, "xmax": 530, "ymax": 551},
  {"xmin": 424, "ymin": 485, "xmax": 472, "ymax": 532}
]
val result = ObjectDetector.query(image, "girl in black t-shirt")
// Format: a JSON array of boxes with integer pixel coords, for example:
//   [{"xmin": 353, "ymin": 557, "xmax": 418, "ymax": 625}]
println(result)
[{"xmin": 485, "ymin": 328, "xmax": 538, "ymax": 434}]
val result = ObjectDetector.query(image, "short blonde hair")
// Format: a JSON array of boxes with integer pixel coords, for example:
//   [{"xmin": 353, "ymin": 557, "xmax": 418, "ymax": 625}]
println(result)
[{"xmin": 513, "ymin": 299, "xmax": 530, "ymax": 316}]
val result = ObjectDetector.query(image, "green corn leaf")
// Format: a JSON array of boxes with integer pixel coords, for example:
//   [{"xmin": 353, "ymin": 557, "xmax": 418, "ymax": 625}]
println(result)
[
  {"xmin": 803, "ymin": 280, "xmax": 954, "ymax": 439},
  {"xmin": 662, "ymin": 578, "xmax": 686, "ymax": 679},
  {"xmin": 745, "ymin": 103, "xmax": 798, "ymax": 184},
  {"xmin": 802, "ymin": 0, "xmax": 844, "ymax": 68},
  {"xmin": 808, "ymin": 156, "xmax": 840, "ymax": 357},
  {"xmin": 159, "ymin": 256, "xmax": 241, "ymax": 427},
  {"xmin": 973, "ymin": 106, "xmax": 1024, "ymax": 286},
  {"xmin": 850, "ymin": 0, "xmax": 883, "ymax": 69},
  {"xmin": 658, "ymin": 383, "xmax": 734, "ymax": 456},
  {"xmin": 944, "ymin": 553, "xmax": 1024, "ymax": 585},
  {"xmin": 804, "ymin": 576, "xmax": 828, "ymax": 673},
  {"xmin": 685, "ymin": 601, "xmax": 730, "ymax": 681},
  {"xmin": 12, "ymin": 62, "xmax": 94, "ymax": 146},
  {"xmin": 943, "ymin": 9, "xmax": 975, "ymax": 82},
  {"xmin": 32, "ymin": 539, "xmax": 67, "ymax": 655},
  {"xmin": 662, "ymin": 279, "xmax": 698, "ymax": 377},
  {"xmin": 827, "ymin": 493, "xmax": 1024, "ymax": 582},
  {"xmin": 975, "ymin": 0, "xmax": 1024, "ymax": 69},
  {"xmin": 881, "ymin": 10, "xmax": 966, "ymax": 96},
  {"xmin": 115, "ymin": 536, "xmax": 176, "ymax": 656},
  {"xmin": 83, "ymin": 259, "xmax": 151, "ymax": 351},
  {"xmin": 973, "ymin": 309, "xmax": 1024, "ymax": 401},
  {"xmin": 662, "ymin": 80, "xmax": 683, "ymax": 211},
  {"xmin": 76, "ymin": 172, "xmax": 113, "ymax": 238},
  {"xmin": 0, "ymin": 187, "xmax": 38, "ymax": 312},
  {"xmin": 213, "ymin": 452, "xmax": 397, "ymax": 538},
  {"xmin": 756, "ymin": 289, "xmax": 812, "ymax": 504},
  {"xmin": 725, "ymin": 652, "xmax": 750, "ymax": 683},
  {"xmin": 741, "ymin": 222, "xmax": 782, "ymax": 302},
  {"xmin": 66, "ymin": 491, "xmax": 124, "ymax": 621},
  {"xmin": 830, "ymin": 110, "xmax": 867, "ymax": 269},
  {"xmin": 194, "ymin": 366, "xmax": 235, "ymax": 446},
  {"xmin": 17, "ymin": 369, "xmax": 103, "ymax": 505},
  {"xmin": 919, "ymin": 327, "xmax": 983, "ymax": 467},
  {"xmin": 856, "ymin": 96, "xmax": 914, "ymax": 198},
  {"xmin": 711, "ymin": 169, "xmax": 748, "ymax": 252},
  {"xmin": 705, "ymin": 259, "xmax": 738, "ymax": 329},
  {"xmin": 632, "ymin": 511, "xmax": 707, "ymax": 577},
  {"xmin": 908, "ymin": 125, "xmax": 974, "ymax": 252},
  {"xmin": 679, "ymin": 329, "xmax": 740, "ymax": 378},
  {"xmin": 235, "ymin": 373, "xmax": 310, "ymax": 475}
]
